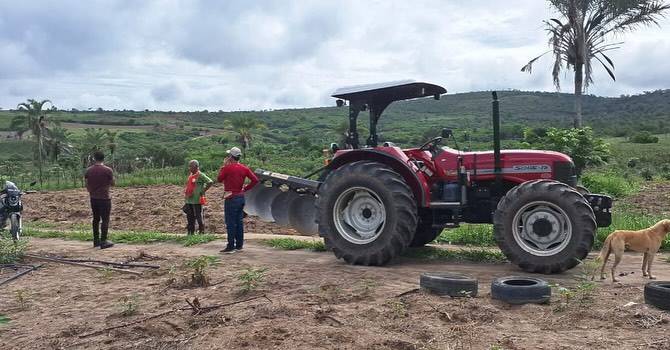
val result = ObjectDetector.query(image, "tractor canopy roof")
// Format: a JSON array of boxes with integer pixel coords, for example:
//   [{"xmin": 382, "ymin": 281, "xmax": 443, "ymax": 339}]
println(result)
[
  {"xmin": 331, "ymin": 80, "xmax": 447, "ymax": 104},
  {"xmin": 331, "ymin": 80, "xmax": 447, "ymax": 149}
]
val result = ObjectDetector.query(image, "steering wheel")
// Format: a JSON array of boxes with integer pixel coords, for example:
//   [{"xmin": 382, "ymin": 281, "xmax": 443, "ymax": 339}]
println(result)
[{"xmin": 419, "ymin": 136, "xmax": 443, "ymax": 151}]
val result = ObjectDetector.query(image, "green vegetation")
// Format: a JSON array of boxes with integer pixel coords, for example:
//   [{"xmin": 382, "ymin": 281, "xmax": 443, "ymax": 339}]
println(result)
[
  {"xmin": 22, "ymin": 226, "xmax": 219, "ymax": 246},
  {"xmin": 0, "ymin": 314, "xmax": 9, "ymax": 325},
  {"xmin": 436, "ymin": 224, "xmax": 496, "ymax": 246},
  {"xmin": 261, "ymin": 238, "xmax": 326, "ymax": 251},
  {"xmin": 185, "ymin": 256, "xmax": 219, "ymax": 287},
  {"xmin": 438, "ymin": 211, "xmax": 670, "ymax": 251},
  {"xmin": 630, "ymin": 131, "xmax": 659, "ymax": 144},
  {"xmin": 403, "ymin": 246, "xmax": 507, "ymax": 263},
  {"xmin": 238, "ymin": 267, "xmax": 267, "ymax": 293},
  {"xmin": 117, "ymin": 295, "xmax": 140, "ymax": 316},
  {"xmin": 522, "ymin": 0, "xmax": 670, "ymax": 128},
  {"xmin": 595, "ymin": 212, "xmax": 670, "ymax": 250},
  {"xmin": 1, "ymin": 89, "xmax": 670, "ymax": 192},
  {"xmin": 0, "ymin": 238, "xmax": 28, "ymax": 264},
  {"xmin": 580, "ymin": 171, "xmax": 638, "ymax": 198}
]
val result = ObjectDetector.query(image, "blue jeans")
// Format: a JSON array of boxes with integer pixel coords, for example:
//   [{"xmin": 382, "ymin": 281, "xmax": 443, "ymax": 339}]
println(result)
[{"xmin": 224, "ymin": 196, "xmax": 245, "ymax": 249}]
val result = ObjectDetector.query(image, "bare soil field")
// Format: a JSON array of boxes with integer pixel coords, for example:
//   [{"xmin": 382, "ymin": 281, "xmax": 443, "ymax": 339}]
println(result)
[
  {"xmin": 626, "ymin": 182, "xmax": 670, "ymax": 216},
  {"xmin": 1, "ymin": 238, "xmax": 670, "ymax": 350},
  {"xmin": 23, "ymin": 185, "xmax": 297, "ymax": 236}
]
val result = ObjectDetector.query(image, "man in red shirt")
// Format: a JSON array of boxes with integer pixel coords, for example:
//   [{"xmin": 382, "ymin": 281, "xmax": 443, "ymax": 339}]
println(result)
[
  {"xmin": 84, "ymin": 151, "xmax": 115, "ymax": 249},
  {"xmin": 217, "ymin": 147, "xmax": 259, "ymax": 253}
]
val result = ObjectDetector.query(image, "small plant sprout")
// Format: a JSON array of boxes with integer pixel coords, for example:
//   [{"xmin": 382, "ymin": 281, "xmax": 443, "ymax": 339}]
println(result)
[
  {"xmin": 238, "ymin": 267, "xmax": 268, "ymax": 294},
  {"xmin": 118, "ymin": 295, "xmax": 140, "ymax": 316},
  {"xmin": 14, "ymin": 289, "xmax": 31, "ymax": 310},
  {"xmin": 185, "ymin": 255, "xmax": 219, "ymax": 287}
]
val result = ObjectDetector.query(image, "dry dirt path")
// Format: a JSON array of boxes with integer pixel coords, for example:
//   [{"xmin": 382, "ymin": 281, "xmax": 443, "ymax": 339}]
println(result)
[{"xmin": 1, "ymin": 238, "xmax": 670, "ymax": 349}]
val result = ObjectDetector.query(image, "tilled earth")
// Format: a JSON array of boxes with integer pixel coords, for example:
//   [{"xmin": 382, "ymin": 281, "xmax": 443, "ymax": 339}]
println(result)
[
  {"xmin": 23, "ymin": 185, "xmax": 298, "ymax": 236},
  {"xmin": 1, "ymin": 238, "xmax": 670, "ymax": 350}
]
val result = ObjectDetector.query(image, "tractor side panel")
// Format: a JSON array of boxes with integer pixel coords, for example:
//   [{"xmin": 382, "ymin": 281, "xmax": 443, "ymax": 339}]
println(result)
[{"xmin": 327, "ymin": 148, "xmax": 431, "ymax": 207}]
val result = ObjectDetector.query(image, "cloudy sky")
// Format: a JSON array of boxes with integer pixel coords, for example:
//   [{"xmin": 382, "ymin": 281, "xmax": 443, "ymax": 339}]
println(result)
[{"xmin": 1, "ymin": 0, "xmax": 668, "ymax": 111}]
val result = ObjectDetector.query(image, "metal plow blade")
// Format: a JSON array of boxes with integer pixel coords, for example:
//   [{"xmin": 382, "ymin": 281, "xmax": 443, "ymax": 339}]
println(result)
[
  {"xmin": 288, "ymin": 194, "xmax": 318, "ymax": 235},
  {"xmin": 271, "ymin": 191, "xmax": 299, "ymax": 227},
  {"xmin": 252, "ymin": 186, "xmax": 282, "ymax": 222},
  {"xmin": 242, "ymin": 184, "xmax": 264, "ymax": 216}
]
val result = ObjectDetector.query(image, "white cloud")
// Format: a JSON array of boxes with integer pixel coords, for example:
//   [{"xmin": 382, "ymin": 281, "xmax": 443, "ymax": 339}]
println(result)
[{"xmin": 0, "ymin": 0, "xmax": 668, "ymax": 111}]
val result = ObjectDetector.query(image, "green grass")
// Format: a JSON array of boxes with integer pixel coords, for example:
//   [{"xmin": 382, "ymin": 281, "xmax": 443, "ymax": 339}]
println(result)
[
  {"xmin": 0, "ymin": 238, "xmax": 29, "ymax": 264},
  {"xmin": 22, "ymin": 227, "xmax": 220, "ymax": 246},
  {"xmin": 261, "ymin": 238, "xmax": 326, "ymax": 252},
  {"xmin": 437, "ymin": 211, "xmax": 670, "ymax": 251},
  {"xmin": 403, "ymin": 246, "xmax": 507, "ymax": 263},
  {"xmin": 436, "ymin": 224, "xmax": 496, "ymax": 246},
  {"xmin": 595, "ymin": 212, "xmax": 669, "ymax": 250},
  {"xmin": 0, "ymin": 314, "xmax": 9, "ymax": 325},
  {"xmin": 580, "ymin": 171, "xmax": 639, "ymax": 198}
]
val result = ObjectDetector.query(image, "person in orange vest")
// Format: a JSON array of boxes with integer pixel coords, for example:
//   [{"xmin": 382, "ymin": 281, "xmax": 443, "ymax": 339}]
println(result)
[
  {"xmin": 217, "ymin": 147, "xmax": 258, "ymax": 253},
  {"xmin": 183, "ymin": 160, "xmax": 213, "ymax": 235}
]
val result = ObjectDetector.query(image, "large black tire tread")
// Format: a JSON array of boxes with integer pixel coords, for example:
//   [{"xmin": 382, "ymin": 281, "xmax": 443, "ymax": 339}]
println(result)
[
  {"xmin": 493, "ymin": 180, "xmax": 596, "ymax": 274},
  {"xmin": 410, "ymin": 221, "xmax": 443, "ymax": 247},
  {"xmin": 644, "ymin": 281, "xmax": 670, "ymax": 311},
  {"xmin": 316, "ymin": 161, "xmax": 418, "ymax": 266},
  {"xmin": 420, "ymin": 272, "xmax": 478, "ymax": 297},
  {"xmin": 490, "ymin": 276, "xmax": 551, "ymax": 305}
]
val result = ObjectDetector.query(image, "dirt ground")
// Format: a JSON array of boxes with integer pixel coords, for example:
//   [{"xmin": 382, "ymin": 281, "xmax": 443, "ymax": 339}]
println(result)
[
  {"xmin": 2, "ymin": 238, "xmax": 670, "ymax": 350},
  {"xmin": 22, "ymin": 185, "xmax": 298, "ymax": 236},
  {"xmin": 626, "ymin": 182, "xmax": 670, "ymax": 217}
]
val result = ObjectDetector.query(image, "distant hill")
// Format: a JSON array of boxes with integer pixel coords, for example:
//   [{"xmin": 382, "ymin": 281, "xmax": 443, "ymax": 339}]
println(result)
[{"xmin": 1, "ymin": 89, "xmax": 668, "ymax": 148}]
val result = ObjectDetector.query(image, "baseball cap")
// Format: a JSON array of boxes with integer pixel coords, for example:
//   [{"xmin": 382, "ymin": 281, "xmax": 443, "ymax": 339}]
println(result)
[{"xmin": 227, "ymin": 146, "xmax": 242, "ymax": 157}]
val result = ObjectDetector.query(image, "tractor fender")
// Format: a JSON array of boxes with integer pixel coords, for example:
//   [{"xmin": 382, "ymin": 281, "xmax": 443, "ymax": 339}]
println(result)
[{"xmin": 321, "ymin": 149, "xmax": 430, "ymax": 207}]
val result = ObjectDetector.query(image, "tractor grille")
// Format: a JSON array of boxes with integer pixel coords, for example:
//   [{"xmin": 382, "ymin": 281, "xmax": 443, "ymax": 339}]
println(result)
[{"xmin": 553, "ymin": 161, "xmax": 577, "ymax": 187}]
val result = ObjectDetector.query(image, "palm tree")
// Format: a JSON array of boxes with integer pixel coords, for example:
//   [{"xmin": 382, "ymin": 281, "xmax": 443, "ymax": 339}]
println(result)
[
  {"xmin": 44, "ymin": 127, "xmax": 72, "ymax": 162},
  {"xmin": 522, "ymin": 0, "xmax": 669, "ymax": 128},
  {"xmin": 104, "ymin": 130, "xmax": 118, "ymax": 165},
  {"xmin": 16, "ymin": 99, "xmax": 52, "ymax": 183},
  {"xmin": 78, "ymin": 128, "xmax": 107, "ymax": 166},
  {"xmin": 227, "ymin": 116, "xmax": 266, "ymax": 151}
]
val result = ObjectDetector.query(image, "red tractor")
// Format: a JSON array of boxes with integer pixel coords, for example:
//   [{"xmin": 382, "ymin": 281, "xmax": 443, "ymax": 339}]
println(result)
[{"xmin": 246, "ymin": 81, "xmax": 612, "ymax": 274}]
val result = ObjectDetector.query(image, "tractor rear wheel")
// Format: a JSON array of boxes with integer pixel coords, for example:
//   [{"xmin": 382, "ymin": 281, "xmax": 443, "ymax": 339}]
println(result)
[
  {"xmin": 410, "ymin": 221, "xmax": 443, "ymax": 247},
  {"xmin": 493, "ymin": 180, "xmax": 596, "ymax": 274},
  {"xmin": 316, "ymin": 161, "xmax": 418, "ymax": 266}
]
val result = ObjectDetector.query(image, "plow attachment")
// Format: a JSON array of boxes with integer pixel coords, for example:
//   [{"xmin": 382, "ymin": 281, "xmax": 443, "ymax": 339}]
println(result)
[
  {"xmin": 288, "ymin": 194, "xmax": 318, "ymax": 235},
  {"xmin": 242, "ymin": 169, "xmax": 321, "ymax": 235},
  {"xmin": 270, "ymin": 191, "xmax": 299, "ymax": 227},
  {"xmin": 247, "ymin": 185, "xmax": 282, "ymax": 222},
  {"xmin": 243, "ymin": 184, "xmax": 264, "ymax": 216}
]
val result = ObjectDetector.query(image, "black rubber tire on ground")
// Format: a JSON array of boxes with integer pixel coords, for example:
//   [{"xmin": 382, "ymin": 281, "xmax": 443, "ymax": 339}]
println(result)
[
  {"xmin": 420, "ymin": 272, "xmax": 478, "ymax": 297},
  {"xmin": 490, "ymin": 276, "xmax": 551, "ymax": 304},
  {"xmin": 410, "ymin": 221, "xmax": 443, "ymax": 247},
  {"xmin": 493, "ymin": 180, "xmax": 596, "ymax": 274},
  {"xmin": 644, "ymin": 281, "xmax": 670, "ymax": 311},
  {"xmin": 316, "ymin": 161, "xmax": 418, "ymax": 266}
]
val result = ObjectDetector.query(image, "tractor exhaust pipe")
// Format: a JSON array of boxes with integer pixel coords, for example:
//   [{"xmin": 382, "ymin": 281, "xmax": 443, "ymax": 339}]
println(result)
[{"xmin": 492, "ymin": 91, "xmax": 502, "ymax": 195}]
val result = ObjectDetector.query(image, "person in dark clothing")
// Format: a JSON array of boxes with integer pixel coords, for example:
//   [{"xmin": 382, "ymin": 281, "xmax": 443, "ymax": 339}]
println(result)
[
  {"xmin": 217, "ymin": 147, "xmax": 259, "ymax": 253},
  {"xmin": 84, "ymin": 151, "xmax": 115, "ymax": 249},
  {"xmin": 184, "ymin": 160, "xmax": 213, "ymax": 235}
]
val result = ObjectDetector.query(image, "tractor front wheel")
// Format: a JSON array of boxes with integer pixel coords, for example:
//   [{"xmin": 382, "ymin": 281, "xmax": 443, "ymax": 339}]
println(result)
[
  {"xmin": 316, "ymin": 161, "xmax": 418, "ymax": 265},
  {"xmin": 493, "ymin": 180, "xmax": 596, "ymax": 274}
]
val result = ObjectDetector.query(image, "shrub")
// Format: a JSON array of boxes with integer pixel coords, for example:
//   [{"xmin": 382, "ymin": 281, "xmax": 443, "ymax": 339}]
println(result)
[
  {"xmin": 629, "ymin": 131, "xmax": 659, "ymax": 144},
  {"xmin": 640, "ymin": 168, "xmax": 654, "ymax": 181},
  {"xmin": 0, "ymin": 239, "xmax": 28, "ymax": 264},
  {"xmin": 580, "ymin": 172, "xmax": 638, "ymax": 198}
]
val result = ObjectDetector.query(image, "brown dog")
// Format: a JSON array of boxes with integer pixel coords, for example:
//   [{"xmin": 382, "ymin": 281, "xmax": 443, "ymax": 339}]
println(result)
[{"xmin": 596, "ymin": 219, "xmax": 670, "ymax": 283}]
